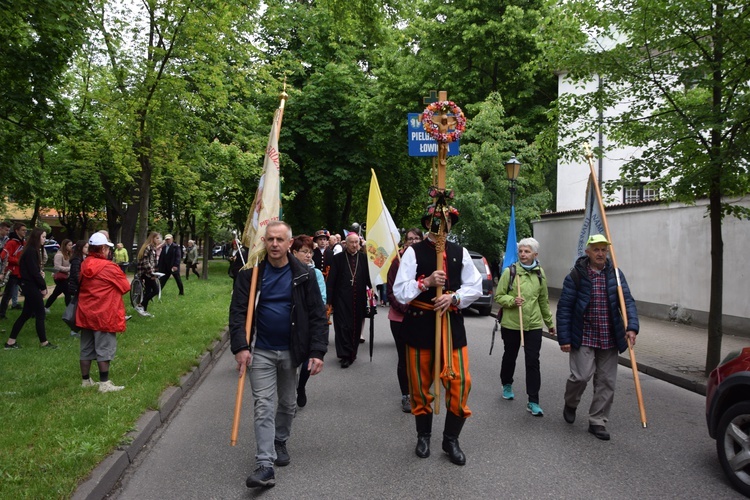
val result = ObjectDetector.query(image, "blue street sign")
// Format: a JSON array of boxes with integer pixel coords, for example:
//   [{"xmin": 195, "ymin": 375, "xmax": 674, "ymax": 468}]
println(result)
[{"xmin": 407, "ymin": 113, "xmax": 460, "ymax": 157}]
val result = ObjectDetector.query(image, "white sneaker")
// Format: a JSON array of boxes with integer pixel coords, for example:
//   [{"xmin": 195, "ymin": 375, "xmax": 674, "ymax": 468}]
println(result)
[
  {"xmin": 44, "ymin": 307, "xmax": 51, "ymax": 315},
  {"xmin": 98, "ymin": 380, "xmax": 124, "ymax": 393},
  {"xmin": 81, "ymin": 378, "xmax": 98, "ymax": 388},
  {"xmin": 135, "ymin": 306, "xmax": 151, "ymax": 317},
  {"xmin": 70, "ymin": 330, "xmax": 80, "ymax": 337}
]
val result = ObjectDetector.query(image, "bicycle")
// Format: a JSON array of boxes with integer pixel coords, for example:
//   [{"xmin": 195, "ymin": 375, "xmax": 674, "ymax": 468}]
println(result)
[{"xmin": 130, "ymin": 272, "xmax": 163, "ymax": 309}]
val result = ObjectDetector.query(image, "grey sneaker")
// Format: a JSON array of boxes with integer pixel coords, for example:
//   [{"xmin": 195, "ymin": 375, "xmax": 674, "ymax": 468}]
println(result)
[
  {"xmin": 81, "ymin": 378, "xmax": 98, "ymax": 388},
  {"xmin": 274, "ymin": 440, "xmax": 290, "ymax": 466},
  {"xmin": 401, "ymin": 394, "xmax": 412, "ymax": 413},
  {"xmin": 246, "ymin": 465, "xmax": 275, "ymax": 488}
]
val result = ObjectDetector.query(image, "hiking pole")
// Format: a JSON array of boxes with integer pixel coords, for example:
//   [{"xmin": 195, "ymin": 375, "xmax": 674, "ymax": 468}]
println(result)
[{"xmin": 231, "ymin": 263, "xmax": 260, "ymax": 445}]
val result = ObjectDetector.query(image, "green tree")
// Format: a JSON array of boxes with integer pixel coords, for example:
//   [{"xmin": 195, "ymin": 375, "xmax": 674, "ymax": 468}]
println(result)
[
  {"xmin": 448, "ymin": 93, "xmax": 553, "ymax": 261},
  {"xmin": 87, "ymin": 0, "xmax": 261, "ymax": 253},
  {"xmin": 545, "ymin": 0, "xmax": 750, "ymax": 373}
]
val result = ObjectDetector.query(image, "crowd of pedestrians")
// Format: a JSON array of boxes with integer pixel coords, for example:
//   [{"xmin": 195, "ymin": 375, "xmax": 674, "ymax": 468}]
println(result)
[
  {"xmin": 223, "ymin": 206, "xmax": 640, "ymax": 491},
  {"xmin": 0, "ymin": 224, "xmax": 215, "ymax": 393}
]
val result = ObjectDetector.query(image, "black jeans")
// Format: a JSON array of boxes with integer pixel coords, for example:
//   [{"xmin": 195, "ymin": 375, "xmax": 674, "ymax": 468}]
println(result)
[
  {"xmin": 389, "ymin": 320, "xmax": 409, "ymax": 395},
  {"xmin": 10, "ymin": 281, "xmax": 47, "ymax": 343},
  {"xmin": 186, "ymin": 262, "xmax": 199, "ymax": 279},
  {"xmin": 45, "ymin": 278, "xmax": 71, "ymax": 309},
  {"xmin": 0, "ymin": 274, "xmax": 20, "ymax": 315},
  {"xmin": 500, "ymin": 327, "xmax": 543, "ymax": 404},
  {"xmin": 142, "ymin": 276, "xmax": 160, "ymax": 310}
]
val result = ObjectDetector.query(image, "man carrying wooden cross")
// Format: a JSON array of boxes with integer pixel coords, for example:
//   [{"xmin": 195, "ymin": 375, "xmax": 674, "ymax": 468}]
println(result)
[{"xmin": 393, "ymin": 203, "xmax": 482, "ymax": 465}]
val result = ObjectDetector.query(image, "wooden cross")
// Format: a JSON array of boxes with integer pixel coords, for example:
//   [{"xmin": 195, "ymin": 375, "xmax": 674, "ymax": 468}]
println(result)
[
  {"xmin": 423, "ymin": 89, "xmax": 439, "ymax": 105},
  {"xmin": 433, "ymin": 91, "xmax": 450, "ymax": 188}
]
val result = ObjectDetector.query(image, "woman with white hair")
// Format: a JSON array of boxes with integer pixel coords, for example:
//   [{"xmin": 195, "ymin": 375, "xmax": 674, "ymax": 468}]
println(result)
[{"xmin": 494, "ymin": 237, "xmax": 555, "ymax": 417}]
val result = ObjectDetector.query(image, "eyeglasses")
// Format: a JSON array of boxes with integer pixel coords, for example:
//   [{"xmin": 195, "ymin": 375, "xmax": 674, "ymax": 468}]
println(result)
[
  {"xmin": 297, "ymin": 249, "xmax": 313, "ymax": 255},
  {"xmin": 407, "ymin": 237, "xmax": 422, "ymax": 242}
]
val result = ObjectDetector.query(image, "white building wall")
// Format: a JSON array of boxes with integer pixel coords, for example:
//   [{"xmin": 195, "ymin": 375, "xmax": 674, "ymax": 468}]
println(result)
[
  {"xmin": 557, "ymin": 73, "xmax": 643, "ymax": 211},
  {"xmin": 533, "ymin": 198, "xmax": 750, "ymax": 333}
]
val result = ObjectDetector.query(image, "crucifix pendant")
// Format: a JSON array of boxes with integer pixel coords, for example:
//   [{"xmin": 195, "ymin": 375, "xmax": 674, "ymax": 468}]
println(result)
[{"xmin": 350, "ymin": 278, "xmax": 355, "ymax": 286}]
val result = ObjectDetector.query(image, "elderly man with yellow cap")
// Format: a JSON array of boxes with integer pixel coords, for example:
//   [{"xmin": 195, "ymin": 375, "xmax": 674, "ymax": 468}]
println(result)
[{"xmin": 556, "ymin": 234, "xmax": 639, "ymax": 441}]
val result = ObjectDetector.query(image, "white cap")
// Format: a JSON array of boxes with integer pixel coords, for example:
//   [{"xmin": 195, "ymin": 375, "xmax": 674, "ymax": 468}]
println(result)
[{"xmin": 89, "ymin": 233, "xmax": 114, "ymax": 247}]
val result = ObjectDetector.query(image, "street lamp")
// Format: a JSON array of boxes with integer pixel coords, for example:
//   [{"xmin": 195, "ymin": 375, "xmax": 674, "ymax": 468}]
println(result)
[{"xmin": 505, "ymin": 155, "xmax": 522, "ymax": 206}]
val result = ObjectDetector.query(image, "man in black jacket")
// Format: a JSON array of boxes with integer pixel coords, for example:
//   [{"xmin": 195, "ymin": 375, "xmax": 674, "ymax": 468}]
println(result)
[
  {"xmin": 230, "ymin": 221, "xmax": 328, "ymax": 489},
  {"xmin": 157, "ymin": 234, "xmax": 184, "ymax": 295}
]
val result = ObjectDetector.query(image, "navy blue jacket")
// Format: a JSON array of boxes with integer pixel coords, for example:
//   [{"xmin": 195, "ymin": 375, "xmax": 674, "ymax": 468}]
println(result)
[
  {"xmin": 556, "ymin": 256, "xmax": 639, "ymax": 353},
  {"xmin": 158, "ymin": 242, "xmax": 181, "ymax": 273}
]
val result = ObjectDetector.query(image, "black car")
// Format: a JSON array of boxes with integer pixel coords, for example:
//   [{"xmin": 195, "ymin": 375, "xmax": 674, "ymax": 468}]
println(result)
[{"xmin": 467, "ymin": 251, "xmax": 493, "ymax": 316}]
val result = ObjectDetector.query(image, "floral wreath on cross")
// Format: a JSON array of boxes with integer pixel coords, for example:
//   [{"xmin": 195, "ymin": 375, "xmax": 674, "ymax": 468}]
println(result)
[{"xmin": 421, "ymin": 100, "xmax": 466, "ymax": 143}]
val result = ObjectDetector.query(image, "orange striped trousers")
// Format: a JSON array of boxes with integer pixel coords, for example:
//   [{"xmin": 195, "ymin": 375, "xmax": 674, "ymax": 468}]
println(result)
[{"xmin": 405, "ymin": 345, "xmax": 472, "ymax": 417}]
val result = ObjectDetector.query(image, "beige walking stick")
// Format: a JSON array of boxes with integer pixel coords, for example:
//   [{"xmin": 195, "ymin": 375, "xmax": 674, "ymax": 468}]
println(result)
[
  {"xmin": 516, "ymin": 273, "xmax": 524, "ymax": 347},
  {"xmin": 583, "ymin": 143, "xmax": 647, "ymax": 428}
]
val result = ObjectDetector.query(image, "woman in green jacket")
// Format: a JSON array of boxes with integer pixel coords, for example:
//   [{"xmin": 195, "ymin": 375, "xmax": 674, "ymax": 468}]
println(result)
[{"xmin": 494, "ymin": 237, "xmax": 555, "ymax": 417}]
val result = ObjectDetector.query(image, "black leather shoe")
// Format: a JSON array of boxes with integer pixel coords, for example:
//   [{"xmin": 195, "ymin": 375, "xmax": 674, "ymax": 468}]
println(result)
[
  {"xmin": 588, "ymin": 424, "xmax": 610, "ymax": 441},
  {"xmin": 442, "ymin": 437, "xmax": 466, "ymax": 465},
  {"xmin": 297, "ymin": 388, "xmax": 307, "ymax": 408},
  {"xmin": 563, "ymin": 405, "xmax": 576, "ymax": 424},
  {"xmin": 341, "ymin": 359, "xmax": 351, "ymax": 368},
  {"xmin": 415, "ymin": 435, "xmax": 430, "ymax": 458}
]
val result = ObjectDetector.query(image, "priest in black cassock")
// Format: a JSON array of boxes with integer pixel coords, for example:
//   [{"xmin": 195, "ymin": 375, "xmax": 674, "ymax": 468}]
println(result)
[{"xmin": 327, "ymin": 232, "xmax": 371, "ymax": 368}]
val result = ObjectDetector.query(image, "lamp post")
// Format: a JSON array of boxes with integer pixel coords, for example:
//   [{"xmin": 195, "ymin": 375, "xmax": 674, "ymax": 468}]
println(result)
[{"xmin": 505, "ymin": 155, "xmax": 522, "ymax": 206}]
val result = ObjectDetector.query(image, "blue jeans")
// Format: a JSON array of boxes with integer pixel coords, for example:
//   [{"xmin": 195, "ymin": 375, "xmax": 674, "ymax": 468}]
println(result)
[{"xmin": 249, "ymin": 348, "xmax": 297, "ymax": 467}]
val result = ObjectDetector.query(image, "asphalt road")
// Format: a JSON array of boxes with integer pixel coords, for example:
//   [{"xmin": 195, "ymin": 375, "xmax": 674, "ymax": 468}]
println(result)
[{"xmin": 110, "ymin": 310, "xmax": 744, "ymax": 499}]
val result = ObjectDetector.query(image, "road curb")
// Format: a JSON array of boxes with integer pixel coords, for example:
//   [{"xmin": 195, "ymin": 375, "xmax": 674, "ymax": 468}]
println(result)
[
  {"xmin": 72, "ymin": 327, "xmax": 230, "ymax": 500},
  {"xmin": 541, "ymin": 331, "xmax": 707, "ymax": 396}
]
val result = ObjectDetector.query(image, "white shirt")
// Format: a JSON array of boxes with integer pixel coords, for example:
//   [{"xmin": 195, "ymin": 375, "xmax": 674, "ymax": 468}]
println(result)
[
  {"xmin": 332, "ymin": 243, "xmax": 343, "ymax": 255},
  {"xmin": 393, "ymin": 244, "xmax": 483, "ymax": 308}
]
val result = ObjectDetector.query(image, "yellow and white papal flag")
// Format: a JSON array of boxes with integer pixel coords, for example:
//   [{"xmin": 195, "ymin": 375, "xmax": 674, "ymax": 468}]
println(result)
[
  {"xmin": 365, "ymin": 169, "xmax": 401, "ymax": 287},
  {"xmin": 242, "ymin": 108, "xmax": 282, "ymax": 265}
]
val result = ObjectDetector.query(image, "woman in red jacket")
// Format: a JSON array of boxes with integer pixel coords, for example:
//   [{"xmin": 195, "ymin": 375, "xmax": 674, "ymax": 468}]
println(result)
[{"xmin": 76, "ymin": 233, "xmax": 131, "ymax": 392}]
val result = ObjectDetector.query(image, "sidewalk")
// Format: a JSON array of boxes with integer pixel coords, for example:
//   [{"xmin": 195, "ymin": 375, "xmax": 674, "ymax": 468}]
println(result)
[{"xmin": 539, "ymin": 297, "xmax": 748, "ymax": 395}]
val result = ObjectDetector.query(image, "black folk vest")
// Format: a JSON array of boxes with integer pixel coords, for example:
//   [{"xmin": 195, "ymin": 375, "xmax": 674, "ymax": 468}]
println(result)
[{"xmin": 402, "ymin": 240, "xmax": 468, "ymax": 349}]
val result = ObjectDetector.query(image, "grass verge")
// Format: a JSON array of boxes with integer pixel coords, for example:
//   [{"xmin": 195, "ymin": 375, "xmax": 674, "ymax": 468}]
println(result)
[{"xmin": 0, "ymin": 260, "xmax": 232, "ymax": 499}]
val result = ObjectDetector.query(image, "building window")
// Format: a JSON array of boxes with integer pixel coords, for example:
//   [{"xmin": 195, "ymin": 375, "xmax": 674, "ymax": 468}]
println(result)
[{"xmin": 623, "ymin": 183, "xmax": 658, "ymax": 204}]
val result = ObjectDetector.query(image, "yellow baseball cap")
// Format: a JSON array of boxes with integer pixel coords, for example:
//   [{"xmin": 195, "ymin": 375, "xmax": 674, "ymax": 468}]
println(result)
[{"xmin": 586, "ymin": 234, "xmax": 610, "ymax": 246}]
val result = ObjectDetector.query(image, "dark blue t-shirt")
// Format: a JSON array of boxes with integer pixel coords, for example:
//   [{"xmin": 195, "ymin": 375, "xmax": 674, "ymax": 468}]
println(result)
[{"xmin": 255, "ymin": 263, "xmax": 293, "ymax": 351}]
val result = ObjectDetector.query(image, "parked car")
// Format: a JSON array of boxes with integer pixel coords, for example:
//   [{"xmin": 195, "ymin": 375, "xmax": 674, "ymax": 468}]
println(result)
[
  {"xmin": 467, "ymin": 250, "xmax": 493, "ymax": 316},
  {"xmin": 44, "ymin": 239, "xmax": 60, "ymax": 258},
  {"xmin": 212, "ymin": 245, "xmax": 224, "ymax": 257},
  {"xmin": 706, "ymin": 346, "xmax": 750, "ymax": 496}
]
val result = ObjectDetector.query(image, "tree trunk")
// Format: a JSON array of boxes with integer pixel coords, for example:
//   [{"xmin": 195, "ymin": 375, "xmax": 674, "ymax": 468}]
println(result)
[
  {"xmin": 705, "ymin": 188, "xmax": 724, "ymax": 375},
  {"xmin": 705, "ymin": 8, "xmax": 725, "ymax": 376},
  {"xmin": 201, "ymin": 212, "xmax": 211, "ymax": 279},
  {"xmin": 136, "ymin": 133, "xmax": 153, "ymax": 247}
]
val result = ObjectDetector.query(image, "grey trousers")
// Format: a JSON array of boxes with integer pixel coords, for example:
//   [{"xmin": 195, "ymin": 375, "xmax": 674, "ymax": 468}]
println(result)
[
  {"xmin": 249, "ymin": 348, "xmax": 297, "ymax": 467},
  {"xmin": 564, "ymin": 346, "xmax": 618, "ymax": 426}
]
